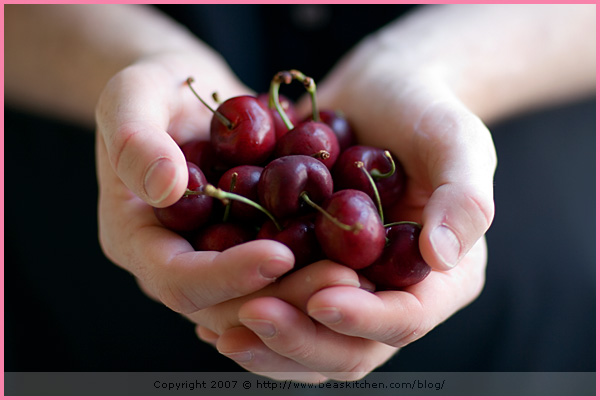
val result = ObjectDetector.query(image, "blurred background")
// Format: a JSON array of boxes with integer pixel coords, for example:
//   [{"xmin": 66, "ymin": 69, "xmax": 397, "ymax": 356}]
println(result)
[{"xmin": 5, "ymin": 4, "xmax": 595, "ymax": 373}]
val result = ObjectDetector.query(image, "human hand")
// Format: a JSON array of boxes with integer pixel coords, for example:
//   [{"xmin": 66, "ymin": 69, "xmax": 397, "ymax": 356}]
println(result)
[{"xmin": 95, "ymin": 50, "xmax": 298, "ymax": 315}]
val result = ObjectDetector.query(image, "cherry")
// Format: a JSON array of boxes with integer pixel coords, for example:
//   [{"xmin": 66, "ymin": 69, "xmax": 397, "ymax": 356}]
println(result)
[
  {"xmin": 217, "ymin": 165, "xmax": 264, "ymax": 223},
  {"xmin": 269, "ymin": 71, "xmax": 340, "ymax": 169},
  {"xmin": 273, "ymin": 120, "xmax": 340, "ymax": 169},
  {"xmin": 361, "ymin": 222, "xmax": 431, "ymax": 289},
  {"xmin": 333, "ymin": 145, "xmax": 405, "ymax": 209},
  {"xmin": 153, "ymin": 162, "xmax": 213, "ymax": 232},
  {"xmin": 305, "ymin": 109, "xmax": 356, "ymax": 152},
  {"xmin": 187, "ymin": 77, "xmax": 276, "ymax": 166},
  {"xmin": 257, "ymin": 214, "xmax": 323, "ymax": 269},
  {"xmin": 258, "ymin": 155, "xmax": 334, "ymax": 220},
  {"xmin": 179, "ymin": 138, "xmax": 229, "ymax": 184},
  {"xmin": 191, "ymin": 222, "xmax": 256, "ymax": 252},
  {"xmin": 313, "ymin": 189, "xmax": 386, "ymax": 270},
  {"xmin": 257, "ymin": 93, "xmax": 300, "ymax": 140}
]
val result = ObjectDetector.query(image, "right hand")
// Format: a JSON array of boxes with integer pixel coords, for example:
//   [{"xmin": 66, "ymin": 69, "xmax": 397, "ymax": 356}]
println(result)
[{"xmin": 95, "ymin": 50, "xmax": 299, "ymax": 314}]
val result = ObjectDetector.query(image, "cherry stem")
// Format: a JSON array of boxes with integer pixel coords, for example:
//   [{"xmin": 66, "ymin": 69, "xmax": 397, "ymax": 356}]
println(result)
[
  {"xmin": 299, "ymin": 192, "xmax": 363, "ymax": 234},
  {"xmin": 222, "ymin": 172, "xmax": 238, "ymax": 222},
  {"xmin": 186, "ymin": 184, "xmax": 282, "ymax": 231},
  {"xmin": 269, "ymin": 71, "xmax": 295, "ymax": 131},
  {"xmin": 311, "ymin": 150, "xmax": 331, "ymax": 161},
  {"xmin": 269, "ymin": 69, "xmax": 320, "ymax": 130},
  {"xmin": 370, "ymin": 150, "xmax": 396, "ymax": 179},
  {"xmin": 290, "ymin": 69, "xmax": 319, "ymax": 123},
  {"xmin": 186, "ymin": 77, "xmax": 233, "ymax": 130},
  {"xmin": 355, "ymin": 161, "xmax": 385, "ymax": 223}
]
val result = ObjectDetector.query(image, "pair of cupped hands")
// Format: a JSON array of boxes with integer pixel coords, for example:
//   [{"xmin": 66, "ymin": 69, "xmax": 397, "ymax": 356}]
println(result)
[{"xmin": 95, "ymin": 37, "xmax": 495, "ymax": 382}]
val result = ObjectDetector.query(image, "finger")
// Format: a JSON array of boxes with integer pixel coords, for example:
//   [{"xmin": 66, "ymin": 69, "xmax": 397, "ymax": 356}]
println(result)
[
  {"xmin": 195, "ymin": 325, "xmax": 220, "ymax": 347},
  {"xmin": 237, "ymin": 297, "xmax": 398, "ymax": 381},
  {"xmin": 96, "ymin": 63, "xmax": 193, "ymax": 207},
  {"xmin": 307, "ymin": 237, "xmax": 488, "ymax": 347},
  {"xmin": 186, "ymin": 260, "xmax": 361, "ymax": 333},
  {"xmin": 216, "ymin": 326, "xmax": 328, "ymax": 383},
  {"xmin": 413, "ymin": 99, "xmax": 496, "ymax": 270},
  {"xmin": 143, "ymin": 239, "xmax": 296, "ymax": 314}
]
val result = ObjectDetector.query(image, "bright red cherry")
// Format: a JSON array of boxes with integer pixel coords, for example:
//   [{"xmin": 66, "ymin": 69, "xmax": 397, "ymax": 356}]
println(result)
[
  {"xmin": 273, "ymin": 121, "xmax": 340, "ymax": 170},
  {"xmin": 314, "ymin": 189, "xmax": 386, "ymax": 270}
]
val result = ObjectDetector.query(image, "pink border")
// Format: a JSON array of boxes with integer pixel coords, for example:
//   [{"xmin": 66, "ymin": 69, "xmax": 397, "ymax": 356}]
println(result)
[{"xmin": 1, "ymin": 2, "xmax": 598, "ymax": 400}]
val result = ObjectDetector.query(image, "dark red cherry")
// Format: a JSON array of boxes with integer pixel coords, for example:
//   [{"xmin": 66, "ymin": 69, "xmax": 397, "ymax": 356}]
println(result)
[
  {"xmin": 217, "ymin": 165, "xmax": 264, "ymax": 223},
  {"xmin": 179, "ymin": 139, "xmax": 228, "ymax": 184},
  {"xmin": 306, "ymin": 110, "xmax": 356, "ymax": 152},
  {"xmin": 153, "ymin": 162, "xmax": 213, "ymax": 232},
  {"xmin": 257, "ymin": 214, "xmax": 323, "ymax": 269},
  {"xmin": 361, "ymin": 222, "xmax": 431, "ymax": 290},
  {"xmin": 333, "ymin": 145, "xmax": 405, "ymax": 209},
  {"xmin": 257, "ymin": 93, "xmax": 300, "ymax": 140},
  {"xmin": 314, "ymin": 189, "xmax": 386, "ymax": 270},
  {"xmin": 273, "ymin": 121, "xmax": 340, "ymax": 170},
  {"xmin": 258, "ymin": 155, "xmax": 334, "ymax": 220},
  {"xmin": 191, "ymin": 222, "xmax": 256, "ymax": 252},
  {"xmin": 210, "ymin": 96, "xmax": 276, "ymax": 166}
]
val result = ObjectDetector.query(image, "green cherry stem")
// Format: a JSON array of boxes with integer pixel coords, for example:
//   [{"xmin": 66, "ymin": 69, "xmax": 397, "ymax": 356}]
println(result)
[
  {"xmin": 289, "ymin": 69, "xmax": 319, "ymax": 122},
  {"xmin": 186, "ymin": 184, "xmax": 282, "ymax": 231},
  {"xmin": 269, "ymin": 69, "xmax": 320, "ymax": 130},
  {"xmin": 370, "ymin": 150, "xmax": 396, "ymax": 179},
  {"xmin": 299, "ymin": 191, "xmax": 363, "ymax": 234},
  {"xmin": 269, "ymin": 71, "xmax": 295, "ymax": 131},
  {"xmin": 186, "ymin": 77, "xmax": 233, "ymax": 129},
  {"xmin": 222, "ymin": 172, "xmax": 238, "ymax": 222},
  {"xmin": 355, "ymin": 161, "xmax": 385, "ymax": 223}
]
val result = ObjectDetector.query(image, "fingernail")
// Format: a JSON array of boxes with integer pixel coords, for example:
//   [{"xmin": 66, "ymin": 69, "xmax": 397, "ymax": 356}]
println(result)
[
  {"xmin": 144, "ymin": 157, "xmax": 178, "ymax": 205},
  {"xmin": 258, "ymin": 257, "xmax": 293, "ymax": 281},
  {"xmin": 220, "ymin": 351, "xmax": 253, "ymax": 363},
  {"xmin": 240, "ymin": 319, "xmax": 277, "ymax": 339},
  {"xmin": 309, "ymin": 307, "xmax": 343, "ymax": 325},
  {"xmin": 430, "ymin": 225, "xmax": 461, "ymax": 268}
]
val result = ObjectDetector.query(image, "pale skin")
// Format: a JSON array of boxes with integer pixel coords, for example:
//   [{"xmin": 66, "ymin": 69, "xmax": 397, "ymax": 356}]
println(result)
[{"xmin": 5, "ymin": 4, "xmax": 595, "ymax": 382}]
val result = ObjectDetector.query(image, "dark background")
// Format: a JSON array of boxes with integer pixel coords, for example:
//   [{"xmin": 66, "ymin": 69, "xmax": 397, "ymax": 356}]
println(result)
[{"xmin": 5, "ymin": 5, "xmax": 595, "ymax": 373}]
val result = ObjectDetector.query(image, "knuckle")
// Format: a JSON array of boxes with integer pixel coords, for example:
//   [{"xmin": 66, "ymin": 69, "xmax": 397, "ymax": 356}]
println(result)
[{"xmin": 463, "ymin": 186, "xmax": 495, "ymax": 233}]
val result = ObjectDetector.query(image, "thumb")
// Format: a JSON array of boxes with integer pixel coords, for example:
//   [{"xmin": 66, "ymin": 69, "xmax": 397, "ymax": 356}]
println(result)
[
  {"xmin": 96, "ymin": 65, "xmax": 190, "ymax": 207},
  {"xmin": 416, "ymin": 99, "xmax": 497, "ymax": 271}
]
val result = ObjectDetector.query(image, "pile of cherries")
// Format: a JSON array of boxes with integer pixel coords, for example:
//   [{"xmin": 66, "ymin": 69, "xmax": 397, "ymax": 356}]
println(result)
[{"xmin": 153, "ymin": 70, "xmax": 431, "ymax": 290}]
